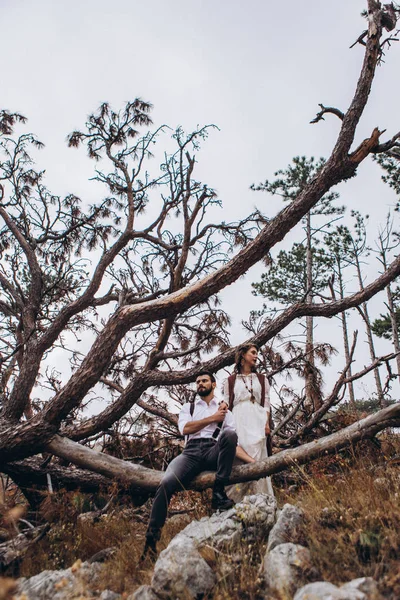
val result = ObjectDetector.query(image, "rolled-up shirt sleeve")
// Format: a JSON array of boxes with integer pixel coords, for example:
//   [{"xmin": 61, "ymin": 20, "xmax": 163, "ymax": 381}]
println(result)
[
  {"xmin": 222, "ymin": 409, "xmax": 236, "ymax": 434},
  {"xmin": 178, "ymin": 402, "xmax": 191, "ymax": 435}
]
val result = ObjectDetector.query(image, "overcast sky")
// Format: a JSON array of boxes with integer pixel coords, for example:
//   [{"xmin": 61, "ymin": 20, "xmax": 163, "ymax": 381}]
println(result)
[{"xmin": 2, "ymin": 0, "xmax": 400, "ymax": 403}]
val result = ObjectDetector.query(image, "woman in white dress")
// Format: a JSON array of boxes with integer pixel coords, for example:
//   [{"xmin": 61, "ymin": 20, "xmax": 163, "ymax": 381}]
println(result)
[{"xmin": 222, "ymin": 344, "xmax": 274, "ymax": 500}]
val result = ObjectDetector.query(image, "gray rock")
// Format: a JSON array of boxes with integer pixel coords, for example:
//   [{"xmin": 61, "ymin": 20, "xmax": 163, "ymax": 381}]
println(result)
[
  {"xmin": 267, "ymin": 503, "xmax": 305, "ymax": 551},
  {"xmin": 341, "ymin": 577, "xmax": 383, "ymax": 600},
  {"xmin": 16, "ymin": 560, "xmax": 102, "ymax": 600},
  {"xmin": 180, "ymin": 509, "xmax": 240, "ymax": 550},
  {"xmin": 128, "ymin": 585, "xmax": 160, "ymax": 600},
  {"xmin": 151, "ymin": 494, "xmax": 276, "ymax": 599},
  {"xmin": 294, "ymin": 581, "xmax": 367, "ymax": 600},
  {"xmin": 99, "ymin": 591, "xmax": 121, "ymax": 600},
  {"xmin": 174, "ymin": 493, "xmax": 276, "ymax": 551},
  {"xmin": 260, "ymin": 543, "xmax": 317, "ymax": 600},
  {"xmin": 152, "ymin": 537, "xmax": 216, "ymax": 599}
]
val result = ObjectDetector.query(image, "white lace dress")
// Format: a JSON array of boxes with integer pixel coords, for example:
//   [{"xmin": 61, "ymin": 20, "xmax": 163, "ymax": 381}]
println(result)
[{"xmin": 222, "ymin": 373, "xmax": 274, "ymax": 501}]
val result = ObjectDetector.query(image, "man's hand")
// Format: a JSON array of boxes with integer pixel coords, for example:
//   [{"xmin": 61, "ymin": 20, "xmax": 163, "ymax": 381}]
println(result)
[
  {"xmin": 212, "ymin": 402, "xmax": 228, "ymax": 422},
  {"xmin": 182, "ymin": 400, "xmax": 230, "ymax": 435}
]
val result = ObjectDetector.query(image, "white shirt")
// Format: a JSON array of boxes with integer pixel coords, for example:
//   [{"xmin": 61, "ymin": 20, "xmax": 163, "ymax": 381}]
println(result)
[{"xmin": 178, "ymin": 396, "xmax": 236, "ymax": 439}]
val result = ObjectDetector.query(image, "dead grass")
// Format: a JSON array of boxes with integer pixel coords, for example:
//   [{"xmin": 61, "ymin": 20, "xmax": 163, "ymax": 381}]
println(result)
[
  {"xmin": 278, "ymin": 436, "xmax": 400, "ymax": 600},
  {"xmin": 16, "ymin": 488, "xmax": 209, "ymax": 595},
  {"xmin": 5, "ymin": 433, "xmax": 400, "ymax": 599}
]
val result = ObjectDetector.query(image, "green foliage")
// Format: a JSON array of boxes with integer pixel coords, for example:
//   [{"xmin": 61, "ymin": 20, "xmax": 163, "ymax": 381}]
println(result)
[
  {"xmin": 251, "ymin": 156, "xmax": 346, "ymax": 309},
  {"xmin": 252, "ymin": 242, "xmax": 332, "ymax": 305},
  {"xmin": 372, "ymin": 306, "xmax": 400, "ymax": 340},
  {"xmin": 251, "ymin": 155, "xmax": 344, "ymax": 219},
  {"xmin": 375, "ymin": 153, "xmax": 400, "ymax": 204}
]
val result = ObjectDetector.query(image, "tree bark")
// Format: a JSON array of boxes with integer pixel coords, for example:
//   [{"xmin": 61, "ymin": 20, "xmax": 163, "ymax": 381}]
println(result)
[
  {"xmin": 0, "ymin": 525, "xmax": 49, "ymax": 572},
  {"xmin": 41, "ymin": 401, "xmax": 400, "ymax": 492},
  {"xmin": 1, "ymin": 457, "xmax": 151, "ymax": 507},
  {"xmin": 305, "ymin": 211, "xmax": 321, "ymax": 411},
  {"xmin": 337, "ymin": 263, "xmax": 356, "ymax": 407},
  {"xmin": 355, "ymin": 254, "xmax": 385, "ymax": 406}
]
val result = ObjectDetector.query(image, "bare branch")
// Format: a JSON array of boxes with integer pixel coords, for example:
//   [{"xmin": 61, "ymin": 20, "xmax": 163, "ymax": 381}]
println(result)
[{"xmin": 310, "ymin": 104, "xmax": 344, "ymax": 124}]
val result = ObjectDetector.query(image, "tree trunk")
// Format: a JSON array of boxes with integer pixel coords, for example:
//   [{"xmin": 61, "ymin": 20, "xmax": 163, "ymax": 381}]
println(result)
[
  {"xmin": 355, "ymin": 256, "xmax": 385, "ymax": 406},
  {"xmin": 38, "ymin": 402, "xmax": 400, "ymax": 492},
  {"xmin": 2, "ymin": 457, "xmax": 151, "ymax": 508},
  {"xmin": 338, "ymin": 263, "xmax": 356, "ymax": 407},
  {"xmin": 386, "ymin": 283, "xmax": 400, "ymax": 376},
  {"xmin": 305, "ymin": 211, "xmax": 322, "ymax": 412}
]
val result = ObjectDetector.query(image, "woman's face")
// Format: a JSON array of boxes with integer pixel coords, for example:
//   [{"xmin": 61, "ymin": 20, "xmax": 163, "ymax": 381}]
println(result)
[{"xmin": 242, "ymin": 346, "xmax": 258, "ymax": 369}]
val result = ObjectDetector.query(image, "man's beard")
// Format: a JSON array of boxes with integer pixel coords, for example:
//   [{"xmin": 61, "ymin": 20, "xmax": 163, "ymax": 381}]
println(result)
[{"xmin": 197, "ymin": 386, "xmax": 212, "ymax": 397}]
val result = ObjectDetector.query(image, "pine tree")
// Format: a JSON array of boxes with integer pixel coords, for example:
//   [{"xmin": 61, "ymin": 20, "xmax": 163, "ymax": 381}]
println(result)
[
  {"xmin": 252, "ymin": 156, "xmax": 344, "ymax": 411},
  {"xmin": 324, "ymin": 225, "xmax": 357, "ymax": 406},
  {"xmin": 371, "ymin": 214, "xmax": 400, "ymax": 377},
  {"xmin": 348, "ymin": 212, "xmax": 385, "ymax": 407}
]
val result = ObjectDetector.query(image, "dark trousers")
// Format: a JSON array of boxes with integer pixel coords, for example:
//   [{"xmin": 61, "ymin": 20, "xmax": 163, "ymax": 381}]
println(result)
[{"xmin": 146, "ymin": 429, "xmax": 238, "ymax": 541}]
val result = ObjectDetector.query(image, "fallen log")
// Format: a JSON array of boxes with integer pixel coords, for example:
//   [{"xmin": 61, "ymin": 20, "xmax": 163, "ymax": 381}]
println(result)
[
  {"xmin": 1, "ymin": 457, "xmax": 151, "ymax": 507},
  {"xmin": 43, "ymin": 402, "xmax": 400, "ymax": 492},
  {"xmin": 0, "ymin": 524, "xmax": 49, "ymax": 572}
]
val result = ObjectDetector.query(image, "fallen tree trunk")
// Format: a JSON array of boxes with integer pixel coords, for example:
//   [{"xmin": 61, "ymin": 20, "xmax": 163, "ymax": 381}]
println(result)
[
  {"xmin": 1, "ymin": 457, "xmax": 151, "ymax": 507},
  {"xmin": 42, "ymin": 402, "xmax": 400, "ymax": 492},
  {"xmin": 0, "ymin": 524, "xmax": 49, "ymax": 572}
]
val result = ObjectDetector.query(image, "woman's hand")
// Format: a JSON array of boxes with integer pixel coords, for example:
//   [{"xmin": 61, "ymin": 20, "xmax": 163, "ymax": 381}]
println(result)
[{"xmin": 265, "ymin": 422, "xmax": 271, "ymax": 435}]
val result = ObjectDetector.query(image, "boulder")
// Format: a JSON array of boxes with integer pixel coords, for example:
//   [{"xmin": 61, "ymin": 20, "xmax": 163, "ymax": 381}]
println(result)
[
  {"xmin": 152, "ymin": 537, "xmax": 215, "ymax": 599},
  {"xmin": 294, "ymin": 581, "xmax": 366, "ymax": 600},
  {"xmin": 234, "ymin": 493, "xmax": 277, "ymax": 542},
  {"xmin": 15, "ymin": 559, "xmax": 103, "ymax": 600},
  {"xmin": 128, "ymin": 585, "xmax": 160, "ymax": 599},
  {"xmin": 151, "ymin": 494, "xmax": 276, "ymax": 599},
  {"xmin": 267, "ymin": 503, "xmax": 305, "ymax": 551},
  {"xmin": 341, "ymin": 577, "xmax": 383, "ymax": 600},
  {"xmin": 260, "ymin": 543, "xmax": 317, "ymax": 600}
]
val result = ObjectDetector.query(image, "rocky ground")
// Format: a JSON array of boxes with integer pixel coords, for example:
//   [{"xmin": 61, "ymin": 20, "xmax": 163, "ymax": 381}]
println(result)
[{"xmin": 0, "ymin": 494, "xmax": 387, "ymax": 600}]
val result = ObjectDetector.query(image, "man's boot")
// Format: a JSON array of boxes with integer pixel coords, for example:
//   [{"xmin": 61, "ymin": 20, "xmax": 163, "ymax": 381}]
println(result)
[
  {"xmin": 211, "ymin": 480, "xmax": 235, "ymax": 510},
  {"xmin": 140, "ymin": 535, "xmax": 158, "ymax": 562}
]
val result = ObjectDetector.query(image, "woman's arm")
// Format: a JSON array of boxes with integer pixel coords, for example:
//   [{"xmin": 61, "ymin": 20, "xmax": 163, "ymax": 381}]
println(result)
[{"xmin": 265, "ymin": 414, "xmax": 271, "ymax": 435}]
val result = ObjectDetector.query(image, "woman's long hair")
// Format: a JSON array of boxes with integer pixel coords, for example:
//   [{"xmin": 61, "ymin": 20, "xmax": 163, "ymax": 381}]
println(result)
[{"xmin": 234, "ymin": 343, "xmax": 259, "ymax": 374}]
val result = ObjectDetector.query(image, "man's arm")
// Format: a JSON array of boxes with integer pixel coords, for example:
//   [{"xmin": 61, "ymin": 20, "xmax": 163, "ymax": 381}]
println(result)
[{"xmin": 179, "ymin": 403, "xmax": 228, "ymax": 436}]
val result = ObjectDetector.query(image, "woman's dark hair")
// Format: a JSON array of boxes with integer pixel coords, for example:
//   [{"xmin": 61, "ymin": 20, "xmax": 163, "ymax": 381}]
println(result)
[
  {"xmin": 196, "ymin": 369, "xmax": 216, "ymax": 383},
  {"xmin": 234, "ymin": 344, "xmax": 259, "ymax": 373}
]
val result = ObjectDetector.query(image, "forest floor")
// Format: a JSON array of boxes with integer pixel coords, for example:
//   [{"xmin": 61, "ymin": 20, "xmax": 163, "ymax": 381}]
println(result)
[{"xmin": 1, "ymin": 432, "xmax": 400, "ymax": 599}]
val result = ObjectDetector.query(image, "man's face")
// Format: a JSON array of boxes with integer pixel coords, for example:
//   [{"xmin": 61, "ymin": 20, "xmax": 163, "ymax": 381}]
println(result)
[{"xmin": 196, "ymin": 375, "xmax": 215, "ymax": 397}]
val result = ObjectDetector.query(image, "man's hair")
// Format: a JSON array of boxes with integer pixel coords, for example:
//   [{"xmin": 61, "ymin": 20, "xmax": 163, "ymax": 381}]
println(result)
[{"xmin": 196, "ymin": 369, "xmax": 216, "ymax": 383}]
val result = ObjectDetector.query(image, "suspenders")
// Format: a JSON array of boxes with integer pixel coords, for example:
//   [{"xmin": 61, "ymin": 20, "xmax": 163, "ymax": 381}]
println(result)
[{"xmin": 186, "ymin": 400, "xmax": 223, "ymax": 441}]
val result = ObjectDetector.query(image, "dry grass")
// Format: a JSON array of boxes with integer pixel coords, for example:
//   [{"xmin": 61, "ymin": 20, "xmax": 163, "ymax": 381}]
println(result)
[
  {"xmin": 16, "ymin": 488, "xmax": 209, "ymax": 595},
  {"xmin": 278, "ymin": 437, "xmax": 400, "ymax": 600},
  {"xmin": 208, "ymin": 435, "xmax": 400, "ymax": 600},
  {"xmin": 4, "ymin": 433, "xmax": 400, "ymax": 599}
]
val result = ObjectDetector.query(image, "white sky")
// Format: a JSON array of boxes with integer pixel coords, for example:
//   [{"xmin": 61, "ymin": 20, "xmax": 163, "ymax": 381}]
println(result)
[{"xmin": 2, "ymin": 0, "xmax": 400, "ymax": 404}]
